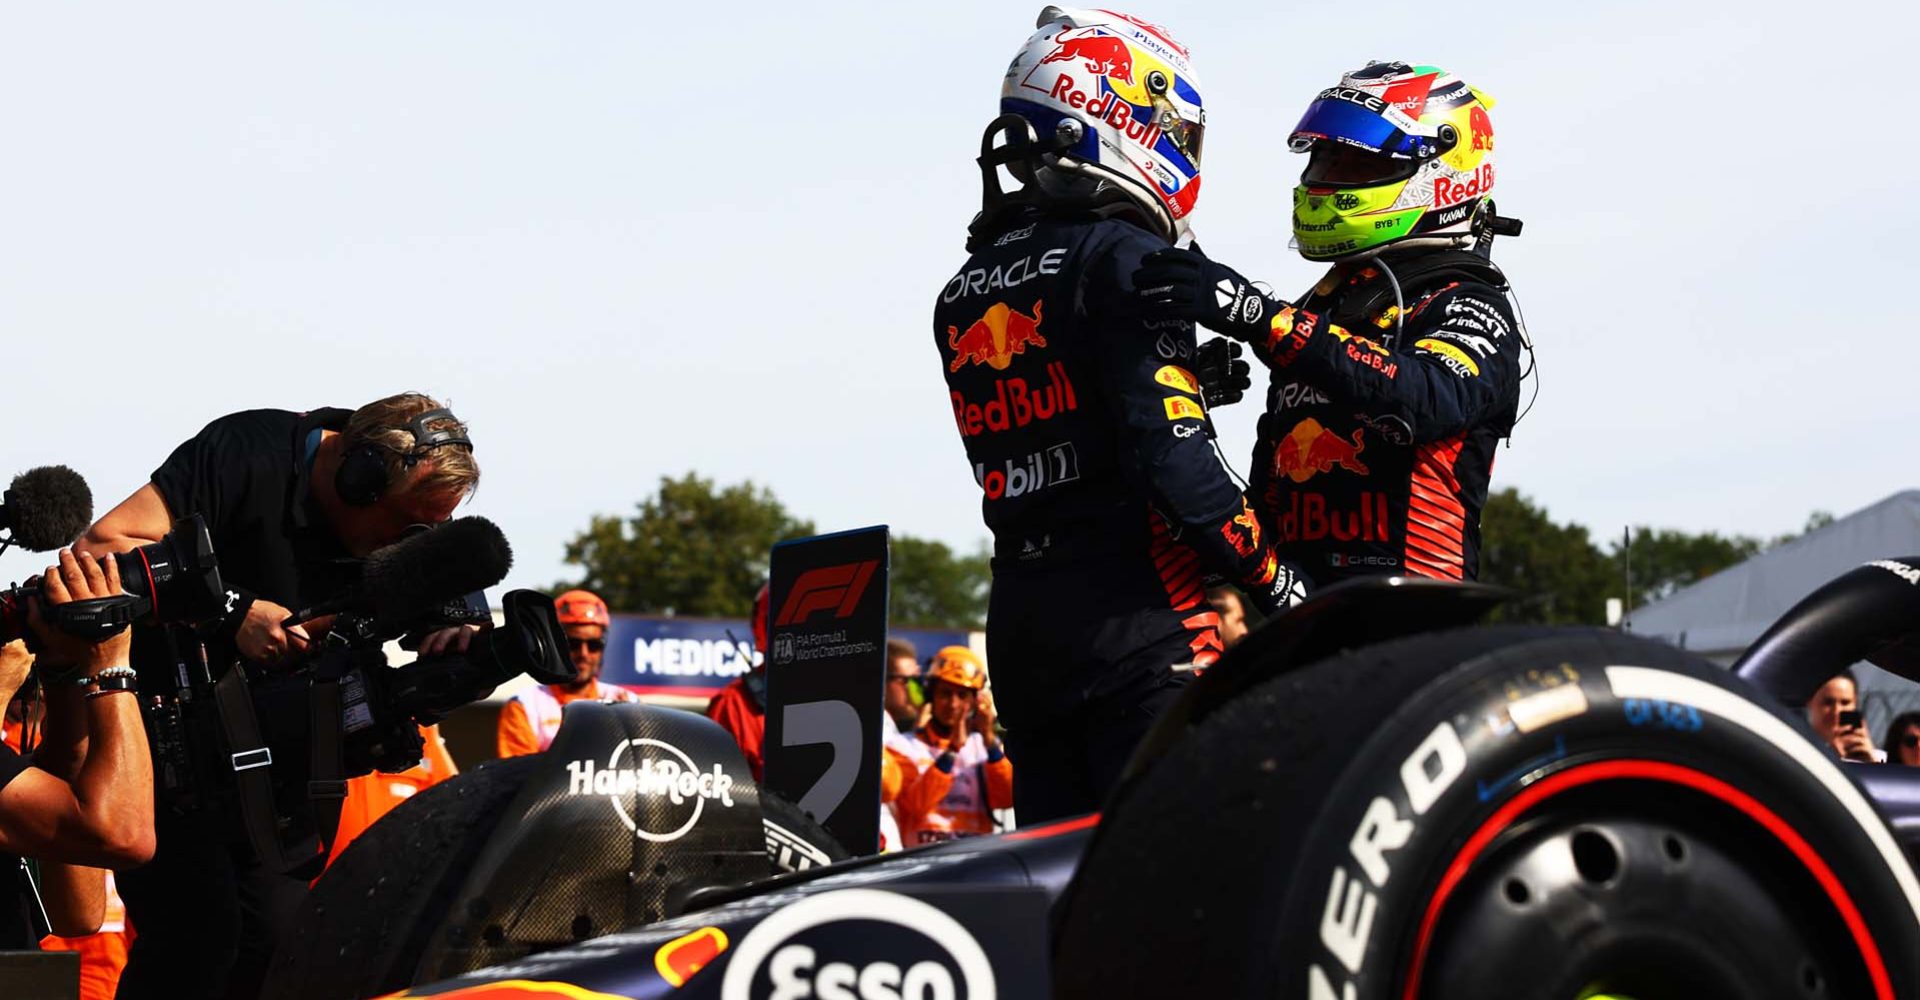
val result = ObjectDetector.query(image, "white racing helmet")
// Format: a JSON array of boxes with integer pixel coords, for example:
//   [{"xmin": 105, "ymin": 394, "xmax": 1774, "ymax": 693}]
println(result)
[{"xmin": 990, "ymin": 7, "xmax": 1207, "ymax": 241}]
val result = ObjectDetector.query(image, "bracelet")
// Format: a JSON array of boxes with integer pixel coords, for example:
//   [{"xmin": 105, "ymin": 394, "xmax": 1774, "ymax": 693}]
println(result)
[
  {"xmin": 92, "ymin": 666, "xmax": 137, "ymax": 683},
  {"xmin": 87, "ymin": 686, "xmax": 136, "ymax": 700}
]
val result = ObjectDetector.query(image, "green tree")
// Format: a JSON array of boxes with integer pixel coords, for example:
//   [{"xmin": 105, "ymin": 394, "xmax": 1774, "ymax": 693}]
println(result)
[
  {"xmin": 1611, "ymin": 527, "xmax": 1765, "ymax": 607},
  {"xmin": 557, "ymin": 473, "xmax": 814, "ymax": 615},
  {"xmin": 889, "ymin": 535, "xmax": 990, "ymax": 629},
  {"xmin": 1478, "ymin": 487, "xmax": 1615, "ymax": 624},
  {"xmin": 556, "ymin": 474, "xmax": 991, "ymax": 628}
]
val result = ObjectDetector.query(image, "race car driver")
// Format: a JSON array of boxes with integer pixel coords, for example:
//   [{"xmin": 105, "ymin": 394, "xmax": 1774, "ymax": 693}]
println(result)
[
  {"xmin": 496, "ymin": 589, "xmax": 638, "ymax": 757},
  {"xmin": 889, "ymin": 648, "xmax": 1013, "ymax": 845},
  {"xmin": 1136, "ymin": 62, "xmax": 1525, "ymax": 583},
  {"xmin": 935, "ymin": 7, "xmax": 1308, "ymax": 822}
]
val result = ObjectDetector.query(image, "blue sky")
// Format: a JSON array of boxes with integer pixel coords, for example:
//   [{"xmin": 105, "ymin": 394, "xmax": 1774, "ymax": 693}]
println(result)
[{"xmin": 2, "ymin": 1, "xmax": 1914, "ymax": 595}]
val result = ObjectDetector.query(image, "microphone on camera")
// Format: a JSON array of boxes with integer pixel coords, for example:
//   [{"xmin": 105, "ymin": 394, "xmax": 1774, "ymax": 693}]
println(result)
[
  {"xmin": 283, "ymin": 516, "xmax": 514, "ymax": 627},
  {"xmin": 0, "ymin": 465, "xmax": 94, "ymax": 554}
]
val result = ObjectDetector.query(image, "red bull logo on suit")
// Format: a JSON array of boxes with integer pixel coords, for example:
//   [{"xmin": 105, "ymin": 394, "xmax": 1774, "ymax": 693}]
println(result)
[{"xmin": 948, "ymin": 301, "xmax": 1047, "ymax": 372}]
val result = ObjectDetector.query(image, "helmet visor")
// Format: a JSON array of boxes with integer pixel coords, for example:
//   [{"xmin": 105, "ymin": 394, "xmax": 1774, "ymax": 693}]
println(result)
[
  {"xmin": 1288, "ymin": 94, "xmax": 1433, "ymax": 160},
  {"xmin": 1301, "ymin": 142, "xmax": 1420, "ymax": 188}
]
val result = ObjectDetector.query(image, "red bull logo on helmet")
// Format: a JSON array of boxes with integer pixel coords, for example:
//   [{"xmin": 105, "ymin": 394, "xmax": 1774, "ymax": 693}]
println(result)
[
  {"xmin": 1469, "ymin": 105, "xmax": 1495, "ymax": 151},
  {"xmin": 1273, "ymin": 418, "xmax": 1370, "ymax": 484},
  {"xmin": 1040, "ymin": 28, "xmax": 1135, "ymax": 83},
  {"xmin": 947, "ymin": 300, "xmax": 1046, "ymax": 372},
  {"xmin": 1432, "ymin": 162, "xmax": 1495, "ymax": 209}
]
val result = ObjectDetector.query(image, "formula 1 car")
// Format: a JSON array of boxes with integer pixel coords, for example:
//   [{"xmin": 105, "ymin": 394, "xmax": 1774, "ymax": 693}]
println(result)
[{"xmin": 267, "ymin": 557, "xmax": 1920, "ymax": 1000}]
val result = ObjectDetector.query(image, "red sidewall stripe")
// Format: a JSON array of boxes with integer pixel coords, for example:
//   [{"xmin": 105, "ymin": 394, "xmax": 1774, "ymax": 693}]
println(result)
[{"xmin": 1400, "ymin": 758, "xmax": 1893, "ymax": 1000}]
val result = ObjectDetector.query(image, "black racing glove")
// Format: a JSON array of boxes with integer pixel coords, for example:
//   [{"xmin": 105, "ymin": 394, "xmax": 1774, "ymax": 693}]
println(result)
[
  {"xmin": 1244, "ymin": 560, "xmax": 1310, "ymax": 619},
  {"xmin": 1134, "ymin": 246, "xmax": 1281, "ymax": 344},
  {"xmin": 1194, "ymin": 338, "xmax": 1251, "ymax": 409}
]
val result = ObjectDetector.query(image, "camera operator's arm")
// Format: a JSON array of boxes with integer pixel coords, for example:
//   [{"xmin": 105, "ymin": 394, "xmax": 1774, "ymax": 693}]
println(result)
[
  {"xmin": 0, "ymin": 551, "xmax": 155, "ymax": 870},
  {"xmin": 12, "ymin": 638, "xmax": 110, "ymax": 936},
  {"xmin": 82, "ymin": 482, "xmax": 312, "ymax": 664},
  {"xmin": 75, "ymin": 483, "xmax": 170, "ymax": 555}
]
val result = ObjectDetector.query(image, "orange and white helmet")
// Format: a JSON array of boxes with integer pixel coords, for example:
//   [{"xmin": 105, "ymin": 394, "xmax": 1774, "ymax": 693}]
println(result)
[
  {"xmin": 554, "ymin": 589, "xmax": 609, "ymax": 627},
  {"xmin": 996, "ymin": 7, "xmax": 1206, "ymax": 240},
  {"xmin": 926, "ymin": 646, "xmax": 988, "ymax": 691}
]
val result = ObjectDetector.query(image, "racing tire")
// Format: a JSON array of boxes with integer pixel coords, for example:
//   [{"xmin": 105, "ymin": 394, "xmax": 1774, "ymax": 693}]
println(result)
[
  {"xmin": 1053, "ymin": 627, "xmax": 1920, "ymax": 1000},
  {"xmin": 264, "ymin": 754, "xmax": 547, "ymax": 1000},
  {"xmin": 762, "ymin": 787, "xmax": 851, "ymax": 874}
]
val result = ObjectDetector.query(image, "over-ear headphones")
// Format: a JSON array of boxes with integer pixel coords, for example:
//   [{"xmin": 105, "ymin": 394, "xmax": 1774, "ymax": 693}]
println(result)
[{"xmin": 335, "ymin": 407, "xmax": 473, "ymax": 507}]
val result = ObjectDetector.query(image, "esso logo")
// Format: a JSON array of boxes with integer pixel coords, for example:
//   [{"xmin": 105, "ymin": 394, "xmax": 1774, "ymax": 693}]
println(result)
[{"xmin": 721, "ymin": 889, "xmax": 996, "ymax": 1000}]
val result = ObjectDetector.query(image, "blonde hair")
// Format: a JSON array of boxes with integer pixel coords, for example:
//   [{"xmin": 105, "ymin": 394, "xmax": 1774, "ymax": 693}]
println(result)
[{"xmin": 342, "ymin": 392, "xmax": 480, "ymax": 500}]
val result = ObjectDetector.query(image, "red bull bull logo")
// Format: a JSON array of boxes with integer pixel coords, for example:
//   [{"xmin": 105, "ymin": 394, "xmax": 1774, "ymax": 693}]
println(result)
[
  {"xmin": 1041, "ymin": 29, "xmax": 1135, "ymax": 84},
  {"xmin": 655, "ymin": 926, "xmax": 729, "ymax": 988},
  {"xmin": 1468, "ymin": 105, "xmax": 1495, "ymax": 151},
  {"xmin": 385, "ymin": 981, "xmax": 632, "ymax": 999},
  {"xmin": 1272, "ymin": 418, "xmax": 1370, "ymax": 483},
  {"xmin": 948, "ymin": 300, "xmax": 1046, "ymax": 373},
  {"xmin": 1221, "ymin": 501, "xmax": 1262, "ymax": 558}
]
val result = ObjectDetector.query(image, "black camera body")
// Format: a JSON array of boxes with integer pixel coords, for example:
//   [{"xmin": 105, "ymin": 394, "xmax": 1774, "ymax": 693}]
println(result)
[
  {"xmin": 0, "ymin": 515, "xmax": 226, "ymax": 647},
  {"xmin": 284, "ymin": 588, "xmax": 573, "ymax": 777}
]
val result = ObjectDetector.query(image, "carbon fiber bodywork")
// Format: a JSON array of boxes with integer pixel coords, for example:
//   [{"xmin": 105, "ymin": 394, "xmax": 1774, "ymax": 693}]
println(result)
[{"xmin": 412, "ymin": 701, "xmax": 769, "ymax": 982}]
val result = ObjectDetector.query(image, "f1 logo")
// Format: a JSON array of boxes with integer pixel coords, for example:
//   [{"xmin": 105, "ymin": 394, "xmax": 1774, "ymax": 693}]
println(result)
[{"xmin": 774, "ymin": 560, "xmax": 880, "ymax": 627}]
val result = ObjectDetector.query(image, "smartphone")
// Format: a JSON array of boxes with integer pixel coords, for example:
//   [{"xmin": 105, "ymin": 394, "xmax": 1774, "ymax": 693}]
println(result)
[{"xmin": 1839, "ymin": 709, "xmax": 1864, "ymax": 730}]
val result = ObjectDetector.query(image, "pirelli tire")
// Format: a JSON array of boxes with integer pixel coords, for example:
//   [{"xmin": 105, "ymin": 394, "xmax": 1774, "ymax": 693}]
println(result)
[
  {"xmin": 1053, "ymin": 626, "xmax": 1920, "ymax": 1000},
  {"xmin": 265, "ymin": 754, "xmax": 545, "ymax": 1000},
  {"xmin": 266, "ymin": 755, "xmax": 846, "ymax": 1000}
]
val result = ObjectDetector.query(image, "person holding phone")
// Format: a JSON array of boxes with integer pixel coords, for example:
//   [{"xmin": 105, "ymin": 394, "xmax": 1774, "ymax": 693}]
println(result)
[{"xmin": 1806, "ymin": 670, "xmax": 1882, "ymax": 762}]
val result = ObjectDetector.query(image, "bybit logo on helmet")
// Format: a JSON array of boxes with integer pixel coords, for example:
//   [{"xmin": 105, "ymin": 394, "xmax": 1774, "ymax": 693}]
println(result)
[{"xmin": 567, "ymin": 737, "xmax": 736, "ymax": 843}]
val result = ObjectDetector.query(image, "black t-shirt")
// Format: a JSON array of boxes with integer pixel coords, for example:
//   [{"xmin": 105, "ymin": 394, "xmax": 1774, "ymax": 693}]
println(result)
[
  {"xmin": 142, "ymin": 407, "xmax": 360, "ymax": 671},
  {"xmin": 1, "ymin": 743, "xmax": 34, "ymax": 947}
]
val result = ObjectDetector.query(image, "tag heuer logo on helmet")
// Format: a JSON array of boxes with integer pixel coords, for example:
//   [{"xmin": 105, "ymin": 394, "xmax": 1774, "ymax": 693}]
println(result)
[
  {"xmin": 720, "ymin": 888, "xmax": 998, "ymax": 1000},
  {"xmin": 568, "ymin": 737, "xmax": 736, "ymax": 843}
]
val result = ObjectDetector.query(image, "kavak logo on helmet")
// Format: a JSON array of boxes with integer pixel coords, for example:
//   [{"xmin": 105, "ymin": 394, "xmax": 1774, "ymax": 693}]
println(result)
[
  {"xmin": 566, "ymin": 737, "xmax": 736, "ymax": 843},
  {"xmin": 720, "ymin": 889, "xmax": 997, "ymax": 1000}
]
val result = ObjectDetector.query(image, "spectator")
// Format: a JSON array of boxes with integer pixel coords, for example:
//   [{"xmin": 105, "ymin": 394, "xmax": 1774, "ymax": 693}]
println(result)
[
  {"xmin": 875, "ymin": 639, "xmax": 924, "ymax": 853},
  {"xmin": 706, "ymin": 583, "xmax": 770, "ymax": 780},
  {"xmin": 1885, "ymin": 711, "xmax": 1920, "ymax": 768},
  {"xmin": 884, "ymin": 639, "xmax": 924, "ymax": 734},
  {"xmin": 891, "ymin": 648, "xmax": 1013, "ymax": 846},
  {"xmin": 1807, "ymin": 670, "xmax": 1880, "ymax": 762},
  {"xmin": 1206, "ymin": 585, "xmax": 1251, "ymax": 651},
  {"xmin": 322, "ymin": 724, "xmax": 459, "ymax": 868},
  {"xmin": 497, "ymin": 590, "xmax": 638, "ymax": 757}
]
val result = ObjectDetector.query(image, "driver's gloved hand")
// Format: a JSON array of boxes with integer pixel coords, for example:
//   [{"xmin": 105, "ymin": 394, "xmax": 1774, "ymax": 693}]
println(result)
[
  {"xmin": 1134, "ymin": 246, "xmax": 1284, "ymax": 345},
  {"xmin": 1194, "ymin": 338, "xmax": 1251, "ymax": 409}
]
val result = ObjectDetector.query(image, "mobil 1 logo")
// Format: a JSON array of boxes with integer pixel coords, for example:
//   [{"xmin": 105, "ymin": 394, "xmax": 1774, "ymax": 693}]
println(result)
[{"xmin": 719, "ymin": 887, "xmax": 1049, "ymax": 1000}]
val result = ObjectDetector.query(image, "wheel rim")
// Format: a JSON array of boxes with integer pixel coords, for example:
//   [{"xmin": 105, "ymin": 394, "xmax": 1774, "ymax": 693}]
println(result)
[{"xmin": 1404, "ymin": 759, "xmax": 1892, "ymax": 1000}]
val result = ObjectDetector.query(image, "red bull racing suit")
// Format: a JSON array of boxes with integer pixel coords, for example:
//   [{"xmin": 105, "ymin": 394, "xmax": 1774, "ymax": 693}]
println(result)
[
  {"xmin": 934, "ymin": 211, "xmax": 1304, "ymax": 822},
  {"xmin": 1250, "ymin": 250, "xmax": 1522, "ymax": 583}
]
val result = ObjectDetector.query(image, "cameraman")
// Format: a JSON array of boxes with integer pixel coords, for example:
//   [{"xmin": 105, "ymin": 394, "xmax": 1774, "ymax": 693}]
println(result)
[
  {"xmin": 76, "ymin": 392, "xmax": 481, "ymax": 999},
  {"xmin": 0, "ymin": 551, "xmax": 155, "ymax": 947}
]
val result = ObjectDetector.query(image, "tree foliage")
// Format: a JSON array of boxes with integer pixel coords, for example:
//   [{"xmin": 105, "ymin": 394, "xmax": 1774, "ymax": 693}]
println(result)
[
  {"xmin": 556, "ymin": 473, "xmax": 992, "ymax": 628},
  {"xmin": 888, "ymin": 535, "xmax": 990, "ymax": 629},
  {"xmin": 1479, "ymin": 488, "xmax": 1615, "ymax": 624},
  {"xmin": 1480, "ymin": 488, "xmax": 1831, "ymax": 625},
  {"xmin": 557, "ymin": 473, "xmax": 814, "ymax": 616}
]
